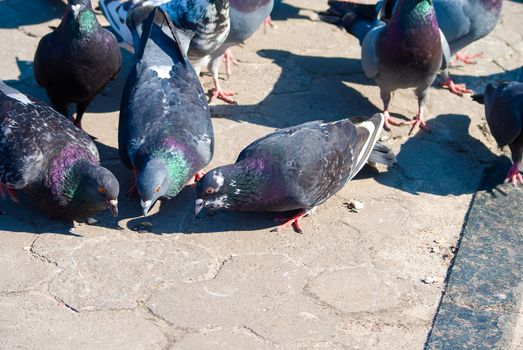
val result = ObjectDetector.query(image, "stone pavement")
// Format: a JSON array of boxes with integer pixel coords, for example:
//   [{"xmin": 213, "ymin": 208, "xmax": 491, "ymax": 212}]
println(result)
[{"xmin": 0, "ymin": 0, "xmax": 522, "ymax": 349}]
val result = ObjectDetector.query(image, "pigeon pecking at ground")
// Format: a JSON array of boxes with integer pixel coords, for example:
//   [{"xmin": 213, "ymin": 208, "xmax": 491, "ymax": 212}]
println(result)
[
  {"xmin": 472, "ymin": 81, "xmax": 523, "ymax": 186},
  {"xmin": 0, "ymin": 81, "xmax": 119, "ymax": 221},
  {"xmin": 119, "ymin": 7, "xmax": 214, "ymax": 216},
  {"xmin": 195, "ymin": 113, "xmax": 396, "ymax": 234},
  {"xmin": 33, "ymin": 0, "xmax": 122, "ymax": 130},
  {"xmin": 320, "ymin": 0, "xmax": 450, "ymax": 134}
]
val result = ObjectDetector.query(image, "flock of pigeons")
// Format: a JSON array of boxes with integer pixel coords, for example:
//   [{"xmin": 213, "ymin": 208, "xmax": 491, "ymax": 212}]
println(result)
[{"xmin": 0, "ymin": 0, "xmax": 521, "ymax": 233}]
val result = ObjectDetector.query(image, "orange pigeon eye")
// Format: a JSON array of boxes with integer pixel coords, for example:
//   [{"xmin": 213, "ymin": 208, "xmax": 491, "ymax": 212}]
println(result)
[
  {"xmin": 205, "ymin": 187, "xmax": 214, "ymax": 195},
  {"xmin": 98, "ymin": 186, "xmax": 106, "ymax": 194},
  {"xmin": 155, "ymin": 186, "xmax": 161, "ymax": 193}
]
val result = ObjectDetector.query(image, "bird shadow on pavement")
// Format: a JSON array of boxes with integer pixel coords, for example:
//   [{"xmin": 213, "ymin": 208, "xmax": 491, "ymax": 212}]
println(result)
[
  {"xmin": 270, "ymin": 0, "xmax": 310, "ymax": 21},
  {"xmin": 0, "ymin": 0, "xmax": 65, "ymax": 29},
  {"xmin": 375, "ymin": 113, "xmax": 509, "ymax": 196},
  {"xmin": 211, "ymin": 49, "xmax": 380, "ymax": 129},
  {"xmin": 125, "ymin": 184, "xmax": 278, "ymax": 235}
]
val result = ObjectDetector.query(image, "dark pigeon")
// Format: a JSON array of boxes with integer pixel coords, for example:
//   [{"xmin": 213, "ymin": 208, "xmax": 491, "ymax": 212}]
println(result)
[
  {"xmin": 472, "ymin": 81, "xmax": 523, "ymax": 185},
  {"xmin": 0, "ymin": 81, "xmax": 119, "ymax": 221},
  {"xmin": 33, "ymin": 0, "xmax": 122, "ymax": 130},
  {"xmin": 119, "ymin": 7, "xmax": 214, "ymax": 216},
  {"xmin": 195, "ymin": 113, "xmax": 395, "ymax": 233},
  {"xmin": 206, "ymin": 0, "xmax": 275, "ymax": 103},
  {"xmin": 321, "ymin": 0, "xmax": 449, "ymax": 134}
]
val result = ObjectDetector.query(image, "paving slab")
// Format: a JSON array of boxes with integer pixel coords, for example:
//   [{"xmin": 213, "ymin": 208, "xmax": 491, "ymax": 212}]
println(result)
[{"xmin": 0, "ymin": 0, "xmax": 522, "ymax": 348}]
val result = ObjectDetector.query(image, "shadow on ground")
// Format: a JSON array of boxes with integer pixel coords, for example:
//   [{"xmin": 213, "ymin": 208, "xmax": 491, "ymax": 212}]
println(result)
[
  {"xmin": 376, "ymin": 114, "xmax": 508, "ymax": 196},
  {"xmin": 0, "ymin": 0, "xmax": 65, "ymax": 29}
]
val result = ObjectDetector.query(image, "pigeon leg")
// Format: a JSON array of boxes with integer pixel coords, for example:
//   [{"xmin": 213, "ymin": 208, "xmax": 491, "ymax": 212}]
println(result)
[
  {"xmin": 381, "ymin": 90, "xmax": 402, "ymax": 130},
  {"xmin": 263, "ymin": 16, "xmax": 277, "ymax": 33},
  {"xmin": 271, "ymin": 210, "xmax": 311, "ymax": 234},
  {"xmin": 455, "ymin": 51, "xmax": 482, "ymax": 65},
  {"xmin": 210, "ymin": 76, "xmax": 237, "ymax": 105},
  {"xmin": 74, "ymin": 100, "xmax": 90, "ymax": 130},
  {"xmin": 223, "ymin": 49, "xmax": 239, "ymax": 80},
  {"xmin": 0, "ymin": 184, "xmax": 18, "ymax": 203},
  {"xmin": 126, "ymin": 169, "xmax": 139, "ymax": 197},
  {"xmin": 504, "ymin": 163, "xmax": 523, "ymax": 186},
  {"xmin": 441, "ymin": 77, "xmax": 472, "ymax": 97},
  {"xmin": 407, "ymin": 95, "xmax": 431, "ymax": 135}
]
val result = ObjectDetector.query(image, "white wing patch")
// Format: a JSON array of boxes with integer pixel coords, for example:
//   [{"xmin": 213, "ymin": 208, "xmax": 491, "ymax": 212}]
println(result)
[
  {"xmin": 149, "ymin": 65, "xmax": 172, "ymax": 79},
  {"xmin": 355, "ymin": 120, "xmax": 376, "ymax": 166},
  {"xmin": 0, "ymin": 81, "xmax": 32, "ymax": 105}
]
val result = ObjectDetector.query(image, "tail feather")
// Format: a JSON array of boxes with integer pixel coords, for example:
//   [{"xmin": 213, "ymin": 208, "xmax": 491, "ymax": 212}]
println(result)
[
  {"xmin": 369, "ymin": 142, "xmax": 396, "ymax": 166},
  {"xmin": 471, "ymin": 93, "xmax": 485, "ymax": 105}
]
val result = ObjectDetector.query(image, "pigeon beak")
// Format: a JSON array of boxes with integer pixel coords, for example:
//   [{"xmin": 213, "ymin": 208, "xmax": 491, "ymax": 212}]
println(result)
[
  {"xmin": 71, "ymin": 4, "xmax": 81, "ymax": 19},
  {"xmin": 195, "ymin": 199, "xmax": 205, "ymax": 216},
  {"xmin": 141, "ymin": 199, "xmax": 153, "ymax": 217},
  {"xmin": 106, "ymin": 199, "xmax": 118, "ymax": 217}
]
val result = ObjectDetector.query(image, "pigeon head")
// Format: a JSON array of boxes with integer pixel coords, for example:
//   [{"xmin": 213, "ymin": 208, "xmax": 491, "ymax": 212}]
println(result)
[
  {"xmin": 68, "ymin": 0, "xmax": 92, "ymax": 19},
  {"xmin": 195, "ymin": 161, "xmax": 266, "ymax": 215},
  {"xmin": 136, "ymin": 158, "xmax": 171, "ymax": 216},
  {"xmin": 70, "ymin": 162, "xmax": 120, "ymax": 217}
]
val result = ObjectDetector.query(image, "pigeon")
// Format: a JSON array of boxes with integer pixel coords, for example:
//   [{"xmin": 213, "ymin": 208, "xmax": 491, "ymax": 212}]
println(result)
[
  {"xmin": 472, "ymin": 81, "xmax": 523, "ymax": 185},
  {"xmin": 195, "ymin": 113, "xmax": 396, "ymax": 233},
  {"xmin": 206, "ymin": 0, "xmax": 275, "ymax": 103},
  {"xmin": 100, "ymin": 0, "xmax": 230, "ymax": 69},
  {"xmin": 33, "ymin": 0, "xmax": 122, "ymax": 130},
  {"xmin": 320, "ymin": 0, "xmax": 450, "ymax": 133},
  {"xmin": 119, "ymin": 7, "xmax": 214, "ymax": 216},
  {"xmin": 0, "ymin": 81, "xmax": 119, "ymax": 221}
]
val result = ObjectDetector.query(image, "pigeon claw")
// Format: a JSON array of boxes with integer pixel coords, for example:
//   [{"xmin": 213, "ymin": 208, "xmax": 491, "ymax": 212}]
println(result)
[
  {"xmin": 383, "ymin": 115, "xmax": 403, "ymax": 131},
  {"xmin": 0, "ymin": 184, "xmax": 18, "ymax": 203},
  {"xmin": 272, "ymin": 211, "xmax": 307, "ymax": 234},
  {"xmin": 210, "ymin": 88, "xmax": 237, "ymax": 105},
  {"xmin": 504, "ymin": 164, "xmax": 523, "ymax": 186},
  {"xmin": 455, "ymin": 51, "xmax": 482, "ymax": 65},
  {"xmin": 263, "ymin": 16, "xmax": 277, "ymax": 33},
  {"xmin": 407, "ymin": 117, "xmax": 430, "ymax": 136},
  {"xmin": 441, "ymin": 78, "xmax": 473, "ymax": 97}
]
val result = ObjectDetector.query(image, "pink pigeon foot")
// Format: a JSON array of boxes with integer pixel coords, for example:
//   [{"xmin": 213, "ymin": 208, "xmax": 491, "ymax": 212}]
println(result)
[
  {"xmin": 263, "ymin": 16, "xmax": 276, "ymax": 32},
  {"xmin": 188, "ymin": 170, "xmax": 206, "ymax": 185},
  {"xmin": 383, "ymin": 111, "xmax": 403, "ymax": 131},
  {"xmin": 441, "ymin": 78, "xmax": 473, "ymax": 97},
  {"xmin": 455, "ymin": 51, "xmax": 482, "ymax": 65},
  {"xmin": 223, "ymin": 49, "xmax": 239, "ymax": 79},
  {"xmin": 210, "ymin": 87, "xmax": 237, "ymax": 104},
  {"xmin": 271, "ymin": 210, "xmax": 309, "ymax": 234},
  {"xmin": 407, "ymin": 115, "xmax": 430, "ymax": 135},
  {"xmin": 0, "ymin": 184, "xmax": 18, "ymax": 203},
  {"xmin": 504, "ymin": 163, "xmax": 523, "ymax": 186}
]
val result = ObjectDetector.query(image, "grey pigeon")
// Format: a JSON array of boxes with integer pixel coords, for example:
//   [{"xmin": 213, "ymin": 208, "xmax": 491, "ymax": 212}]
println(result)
[
  {"xmin": 100, "ymin": 0, "xmax": 230, "ymax": 72},
  {"xmin": 119, "ymin": 7, "xmax": 214, "ymax": 216},
  {"xmin": 33, "ymin": 0, "xmax": 122, "ymax": 130},
  {"xmin": 206, "ymin": 0, "xmax": 274, "ymax": 103},
  {"xmin": 0, "ymin": 81, "xmax": 119, "ymax": 221},
  {"xmin": 321, "ymin": 0, "xmax": 450, "ymax": 134},
  {"xmin": 195, "ymin": 113, "xmax": 395, "ymax": 233},
  {"xmin": 472, "ymin": 81, "xmax": 523, "ymax": 185}
]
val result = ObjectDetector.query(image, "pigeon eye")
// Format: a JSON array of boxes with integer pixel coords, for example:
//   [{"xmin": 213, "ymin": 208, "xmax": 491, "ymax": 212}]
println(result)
[
  {"xmin": 205, "ymin": 187, "xmax": 214, "ymax": 195},
  {"xmin": 155, "ymin": 186, "xmax": 161, "ymax": 193},
  {"xmin": 98, "ymin": 186, "xmax": 106, "ymax": 194}
]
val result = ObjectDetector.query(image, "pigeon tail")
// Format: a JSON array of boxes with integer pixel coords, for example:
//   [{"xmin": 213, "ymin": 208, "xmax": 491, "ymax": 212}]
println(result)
[
  {"xmin": 471, "ymin": 93, "xmax": 485, "ymax": 105},
  {"xmin": 136, "ymin": 7, "xmax": 187, "ymax": 65},
  {"xmin": 350, "ymin": 113, "xmax": 386, "ymax": 180},
  {"xmin": 320, "ymin": 0, "xmax": 384, "ymax": 43},
  {"xmin": 368, "ymin": 142, "xmax": 396, "ymax": 166}
]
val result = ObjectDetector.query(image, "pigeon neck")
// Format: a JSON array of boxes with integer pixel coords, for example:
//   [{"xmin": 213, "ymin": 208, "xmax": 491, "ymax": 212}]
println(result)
[
  {"xmin": 65, "ymin": 8, "xmax": 100, "ymax": 35},
  {"xmin": 391, "ymin": 0, "xmax": 435, "ymax": 27},
  {"xmin": 47, "ymin": 149, "xmax": 98, "ymax": 206},
  {"xmin": 150, "ymin": 146, "xmax": 191, "ymax": 197}
]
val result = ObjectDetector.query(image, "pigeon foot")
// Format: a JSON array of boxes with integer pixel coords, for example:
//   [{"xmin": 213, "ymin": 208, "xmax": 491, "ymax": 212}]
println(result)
[
  {"xmin": 504, "ymin": 164, "xmax": 523, "ymax": 186},
  {"xmin": 407, "ymin": 116, "xmax": 430, "ymax": 135},
  {"xmin": 455, "ymin": 51, "xmax": 482, "ymax": 65},
  {"xmin": 271, "ymin": 210, "xmax": 309, "ymax": 234},
  {"xmin": 263, "ymin": 16, "xmax": 277, "ymax": 33},
  {"xmin": 441, "ymin": 78, "xmax": 472, "ymax": 97},
  {"xmin": 210, "ymin": 87, "xmax": 237, "ymax": 104},
  {"xmin": 383, "ymin": 111, "xmax": 403, "ymax": 130},
  {"xmin": 188, "ymin": 170, "xmax": 207, "ymax": 185},
  {"xmin": 0, "ymin": 184, "xmax": 18, "ymax": 203}
]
